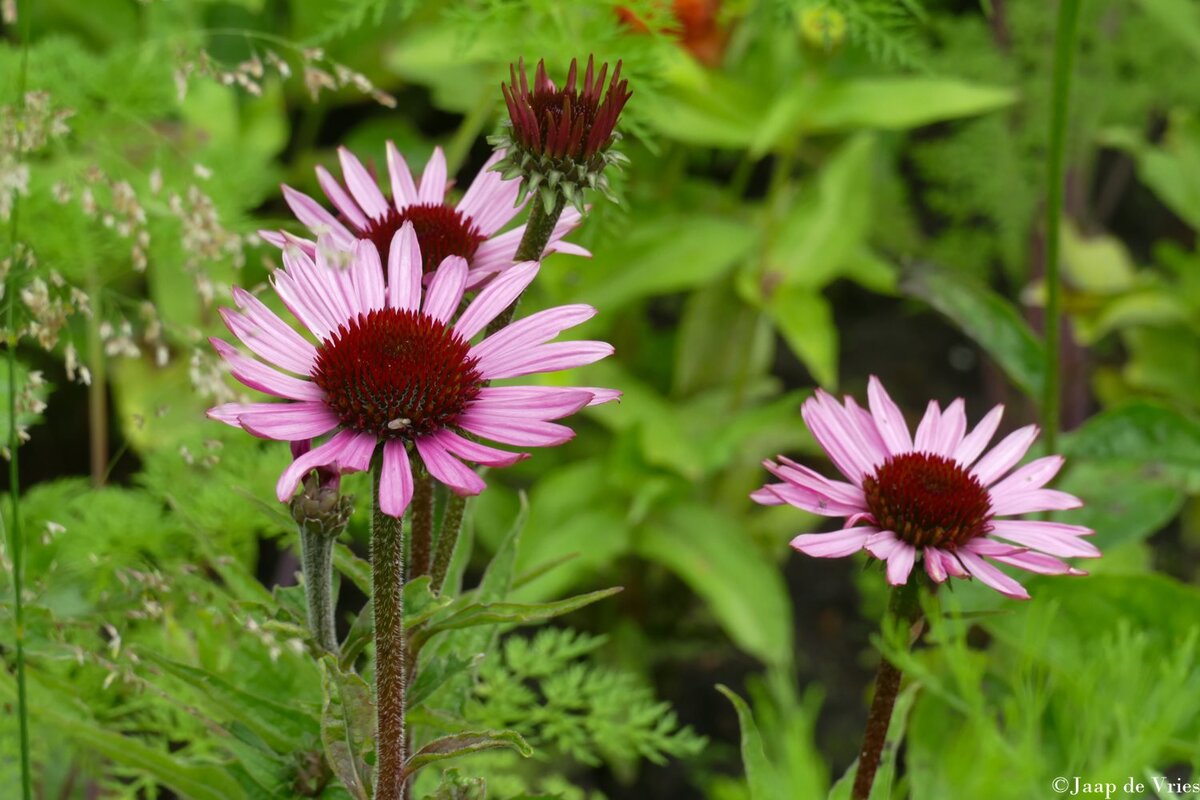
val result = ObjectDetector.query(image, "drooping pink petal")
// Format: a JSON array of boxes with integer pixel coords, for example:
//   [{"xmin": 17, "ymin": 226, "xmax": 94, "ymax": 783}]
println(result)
[
  {"xmin": 457, "ymin": 409, "xmax": 576, "ymax": 447},
  {"xmin": 316, "ymin": 166, "xmax": 369, "ymax": 231},
  {"xmin": 387, "ymin": 222, "xmax": 423, "ymax": 311},
  {"xmin": 471, "ymin": 304, "xmax": 597, "ymax": 364},
  {"xmin": 987, "ymin": 456, "xmax": 1065, "ymax": 500},
  {"xmin": 580, "ymin": 387, "xmax": 622, "ymax": 405},
  {"xmin": 972, "ymin": 424, "xmax": 1040, "ymax": 486},
  {"xmin": 953, "ymin": 405, "xmax": 1004, "ymax": 468},
  {"xmin": 962, "ymin": 538, "xmax": 1026, "ymax": 558},
  {"xmin": 211, "ymin": 338, "xmax": 324, "ymax": 401},
  {"xmin": 386, "ymin": 141, "xmax": 419, "ymax": 208},
  {"xmin": 766, "ymin": 458, "xmax": 869, "ymax": 516},
  {"xmin": 986, "ymin": 520, "xmax": 1099, "ymax": 557},
  {"xmin": 379, "ymin": 439, "xmax": 415, "ymax": 517},
  {"xmin": 924, "ymin": 547, "xmax": 948, "ymax": 583},
  {"xmin": 415, "ymin": 434, "xmax": 486, "ymax": 496},
  {"xmin": 455, "ymin": 261, "xmax": 540, "ymax": 340},
  {"xmin": 989, "ymin": 488, "xmax": 1083, "ymax": 516},
  {"xmin": 790, "ymin": 527, "xmax": 874, "ymax": 558},
  {"xmin": 865, "ymin": 530, "xmax": 901, "ymax": 559},
  {"xmin": 337, "ymin": 147, "xmax": 390, "ymax": 221},
  {"xmin": 275, "ymin": 429, "xmax": 357, "ymax": 502},
  {"xmin": 281, "ymin": 185, "xmax": 355, "ymax": 248},
  {"xmin": 424, "ymin": 429, "xmax": 528, "ymax": 467},
  {"xmin": 867, "ymin": 375, "xmax": 913, "ymax": 455},
  {"xmin": 422, "ymin": 256, "xmax": 469, "ymax": 323},
  {"xmin": 913, "ymin": 400, "xmax": 943, "ymax": 453},
  {"xmin": 886, "ymin": 543, "xmax": 917, "ymax": 585},
  {"xmin": 418, "ymin": 146, "xmax": 448, "ymax": 204},
  {"xmin": 475, "ymin": 340, "xmax": 613, "ymax": 380},
  {"xmin": 469, "ymin": 386, "xmax": 594, "ymax": 420},
  {"xmin": 237, "ymin": 401, "xmax": 341, "ymax": 441},
  {"xmin": 956, "ymin": 550, "xmax": 1031, "ymax": 600}
]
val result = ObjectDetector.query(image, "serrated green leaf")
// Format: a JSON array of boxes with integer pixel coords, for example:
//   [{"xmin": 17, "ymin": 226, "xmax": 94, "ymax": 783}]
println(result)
[{"xmin": 717, "ymin": 685, "xmax": 783, "ymax": 800}]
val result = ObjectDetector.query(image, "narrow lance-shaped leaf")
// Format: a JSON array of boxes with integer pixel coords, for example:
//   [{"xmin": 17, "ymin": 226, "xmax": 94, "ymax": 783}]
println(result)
[
  {"xmin": 320, "ymin": 656, "xmax": 374, "ymax": 800},
  {"xmin": 401, "ymin": 730, "xmax": 533, "ymax": 781},
  {"xmin": 716, "ymin": 684, "xmax": 784, "ymax": 800}
]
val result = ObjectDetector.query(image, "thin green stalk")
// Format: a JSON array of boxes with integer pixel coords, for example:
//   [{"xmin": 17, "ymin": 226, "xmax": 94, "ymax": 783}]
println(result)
[
  {"xmin": 299, "ymin": 526, "xmax": 338, "ymax": 653},
  {"xmin": 86, "ymin": 269, "xmax": 107, "ymax": 487},
  {"xmin": 1042, "ymin": 0, "xmax": 1082, "ymax": 455},
  {"xmin": 430, "ymin": 494, "xmax": 466, "ymax": 595},
  {"xmin": 6, "ymin": 2, "xmax": 34, "ymax": 794},
  {"xmin": 851, "ymin": 581, "xmax": 921, "ymax": 800},
  {"xmin": 371, "ymin": 456, "xmax": 408, "ymax": 798},
  {"xmin": 486, "ymin": 192, "xmax": 567, "ymax": 335},
  {"xmin": 444, "ymin": 89, "xmax": 495, "ymax": 176},
  {"xmin": 410, "ymin": 471, "xmax": 433, "ymax": 578}
]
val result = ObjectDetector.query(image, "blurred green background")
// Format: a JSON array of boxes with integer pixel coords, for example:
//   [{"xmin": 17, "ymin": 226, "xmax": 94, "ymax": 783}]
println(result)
[{"xmin": 3, "ymin": 0, "xmax": 1200, "ymax": 797}]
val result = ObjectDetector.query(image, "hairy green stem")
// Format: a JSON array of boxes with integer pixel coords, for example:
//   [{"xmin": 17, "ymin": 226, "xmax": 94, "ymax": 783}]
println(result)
[
  {"xmin": 410, "ymin": 471, "xmax": 433, "ymax": 578},
  {"xmin": 299, "ymin": 526, "xmax": 338, "ymax": 653},
  {"xmin": 6, "ymin": 3, "xmax": 34, "ymax": 794},
  {"xmin": 851, "ymin": 582, "xmax": 921, "ymax": 800},
  {"xmin": 371, "ymin": 456, "xmax": 408, "ymax": 798},
  {"xmin": 486, "ymin": 192, "xmax": 566, "ymax": 335},
  {"xmin": 430, "ymin": 494, "xmax": 466, "ymax": 595},
  {"xmin": 1042, "ymin": 0, "xmax": 1082, "ymax": 455}
]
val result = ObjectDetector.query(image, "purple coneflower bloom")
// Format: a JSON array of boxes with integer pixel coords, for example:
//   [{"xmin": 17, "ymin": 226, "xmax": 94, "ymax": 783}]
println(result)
[
  {"xmin": 262, "ymin": 145, "xmax": 588, "ymax": 288},
  {"xmin": 210, "ymin": 222, "xmax": 616, "ymax": 517},
  {"xmin": 753, "ymin": 376, "xmax": 1098, "ymax": 599}
]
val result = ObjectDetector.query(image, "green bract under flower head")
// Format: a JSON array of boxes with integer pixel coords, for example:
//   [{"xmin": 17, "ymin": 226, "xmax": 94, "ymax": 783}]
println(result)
[{"xmin": 489, "ymin": 55, "xmax": 632, "ymax": 214}]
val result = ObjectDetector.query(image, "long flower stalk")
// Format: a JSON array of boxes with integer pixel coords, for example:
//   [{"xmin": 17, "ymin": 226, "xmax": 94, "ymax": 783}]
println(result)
[
  {"xmin": 851, "ymin": 582, "xmax": 920, "ymax": 800},
  {"xmin": 1042, "ymin": 0, "xmax": 1082, "ymax": 455},
  {"xmin": 372, "ymin": 455, "xmax": 408, "ymax": 798},
  {"xmin": 410, "ymin": 470, "xmax": 434, "ymax": 578},
  {"xmin": 299, "ymin": 526, "xmax": 338, "ymax": 653},
  {"xmin": 430, "ymin": 493, "xmax": 466, "ymax": 595}
]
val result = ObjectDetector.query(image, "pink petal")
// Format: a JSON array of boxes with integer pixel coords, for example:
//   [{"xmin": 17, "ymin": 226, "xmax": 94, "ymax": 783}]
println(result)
[
  {"xmin": 457, "ymin": 410, "xmax": 576, "ymax": 447},
  {"xmin": 933, "ymin": 399, "xmax": 967, "ymax": 457},
  {"xmin": 579, "ymin": 387, "xmax": 622, "ymax": 405},
  {"xmin": 338, "ymin": 147, "xmax": 390, "ymax": 221},
  {"xmin": 953, "ymin": 405, "xmax": 1004, "ymax": 468},
  {"xmin": 790, "ymin": 526, "xmax": 874, "ymax": 558},
  {"xmin": 219, "ymin": 302, "xmax": 315, "ymax": 376},
  {"xmin": 987, "ymin": 456, "xmax": 1065, "ymax": 500},
  {"xmin": 912, "ymin": 401, "xmax": 942, "ymax": 453},
  {"xmin": 986, "ymin": 520, "xmax": 1099, "ymax": 557},
  {"xmin": 423, "ymin": 256, "xmax": 468, "ymax": 323},
  {"xmin": 886, "ymin": 543, "xmax": 917, "ymax": 585},
  {"xmin": 378, "ymin": 439, "xmax": 415, "ymax": 517},
  {"xmin": 386, "ymin": 141, "xmax": 419, "ymax": 208},
  {"xmin": 387, "ymin": 221, "xmax": 423, "ymax": 312},
  {"xmin": 316, "ymin": 166, "xmax": 368, "ymax": 232},
  {"xmin": 765, "ymin": 458, "xmax": 868, "ymax": 516},
  {"xmin": 455, "ymin": 261, "xmax": 540, "ymax": 340},
  {"xmin": 471, "ymin": 304, "xmax": 597, "ymax": 364},
  {"xmin": 415, "ymin": 434, "xmax": 486, "ymax": 496},
  {"xmin": 238, "ymin": 401, "xmax": 340, "ymax": 441},
  {"xmin": 867, "ymin": 375, "xmax": 912, "ymax": 455},
  {"xmin": 956, "ymin": 550, "xmax": 1031, "ymax": 600},
  {"xmin": 281, "ymin": 185, "xmax": 355, "ymax": 248},
  {"xmin": 475, "ymin": 340, "xmax": 613, "ymax": 381},
  {"xmin": 924, "ymin": 547, "xmax": 948, "ymax": 583},
  {"xmin": 962, "ymin": 538, "xmax": 1026, "ymax": 558},
  {"xmin": 470, "ymin": 386, "xmax": 594, "ymax": 420},
  {"xmin": 424, "ymin": 429, "xmax": 528, "ymax": 468},
  {"xmin": 989, "ymin": 488, "xmax": 1083, "ymax": 516},
  {"xmin": 211, "ymin": 338, "xmax": 324, "ymax": 401},
  {"xmin": 801, "ymin": 394, "xmax": 875, "ymax": 484},
  {"xmin": 865, "ymin": 530, "xmax": 901, "ymax": 559},
  {"xmin": 972, "ymin": 425, "xmax": 1040, "ymax": 486},
  {"xmin": 350, "ymin": 239, "xmax": 386, "ymax": 313},
  {"xmin": 456, "ymin": 151, "xmax": 521, "ymax": 235},
  {"xmin": 751, "ymin": 486, "xmax": 784, "ymax": 505},
  {"xmin": 418, "ymin": 146, "xmax": 448, "ymax": 204},
  {"xmin": 987, "ymin": 549, "xmax": 1083, "ymax": 576},
  {"xmin": 276, "ymin": 429, "xmax": 356, "ymax": 502}
]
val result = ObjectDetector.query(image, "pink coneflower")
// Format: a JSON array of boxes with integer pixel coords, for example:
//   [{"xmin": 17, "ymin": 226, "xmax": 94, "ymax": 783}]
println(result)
[
  {"xmin": 209, "ymin": 223, "xmax": 616, "ymax": 516},
  {"xmin": 753, "ymin": 377, "xmax": 1098, "ymax": 599},
  {"xmin": 262, "ymin": 145, "xmax": 588, "ymax": 288}
]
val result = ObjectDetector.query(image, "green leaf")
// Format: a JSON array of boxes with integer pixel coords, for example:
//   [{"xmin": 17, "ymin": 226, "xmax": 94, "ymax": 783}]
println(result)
[
  {"xmin": 639, "ymin": 504, "xmax": 793, "ymax": 666},
  {"xmin": 1053, "ymin": 462, "xmax": 1184, "ymax": 550},
  {"xmin": 716, "ymin": 685, "xmax": 783, "ymax": 800},
  {"xmin": 320, "ymin": 657, "xmax": 373, "ymax": 800},
  {"xmin": 418, "ymin": 587, "xmax": 623, "ymax": 643},
  {"xmin": 797, "ymin": 78, "xmax": 1017, "ymax": 134},
  {"xmin": 402, "ymin": 730, "xmax": 532, "ymax": 779},
  {"xmin": 0, "ymin": 359, "xmax": 49, "ymax": 447},
  {"xmin": 901, "ymin": 262, "xmax": 1046, "ymax": 398},
  {"xmin": 1066, "ymin": 402, "xmax": 1200, "ymax": 481},
  {"xmin": 827, "ymin": 683, "xmax": 921, "ymax": 800},
  {"xmin": 143, "ymin": 652, "xmax": 320, "ymax": 753},
  {"xmin": 334, "ymin": 543, "xmax": 373, "ymax": 595},
  {"xmin": 763, "ymin": 285, "xmax": 838, "ymax": 389},
  {"xmin": 1138, "ymin": 0, "xmax": 1200, "ymax": 60}
]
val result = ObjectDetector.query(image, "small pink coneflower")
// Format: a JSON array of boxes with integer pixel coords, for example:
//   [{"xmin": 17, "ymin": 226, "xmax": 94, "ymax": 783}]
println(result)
[
  {"xmin": 210, "ymin": 223, "xmax": 616, "ymax": 517},
  {"xmin": 753, "ymin": 376, "xmax": 1098, "ymax": 599},
  {"xmin": 262, "ymin": 145, "xmax": 588, "ymax": 288}
]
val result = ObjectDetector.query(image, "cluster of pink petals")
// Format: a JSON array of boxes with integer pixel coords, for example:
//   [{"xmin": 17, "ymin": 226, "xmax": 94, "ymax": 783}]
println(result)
[
  {"xmin": 753, "ymin": 377, "xmax": 1099, "ymax": 600},
  {"xmin": 209, "ymin": 222, "xmax": 617, "ymax": 517},
  {"xmin": 262, "ymin": 144, "xmax": 589, "ymax": 288}
]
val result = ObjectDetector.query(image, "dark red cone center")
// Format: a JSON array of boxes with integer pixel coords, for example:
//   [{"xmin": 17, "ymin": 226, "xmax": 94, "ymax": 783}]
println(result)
[
  {"xmin": 311, "ymin": 308, "xmax": 483, "ymax": 439},
  {"xmin": 354, "ymin": 203, "xmax": 487, "ymax": 275},
  {"xmin": 863, "ymin": 452, "xmax": 991, "ymax": 548}
]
